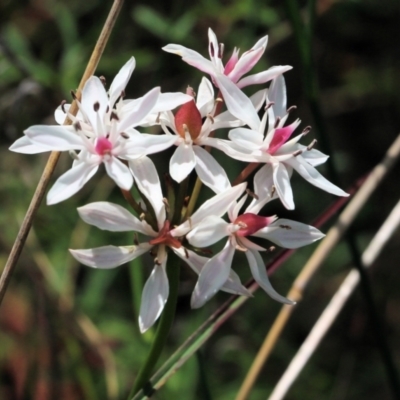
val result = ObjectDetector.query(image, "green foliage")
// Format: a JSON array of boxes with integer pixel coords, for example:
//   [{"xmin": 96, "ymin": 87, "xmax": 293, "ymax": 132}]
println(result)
[{"xmin": 1, "ymin": 0, "xmax": 400, "ymax": 399}]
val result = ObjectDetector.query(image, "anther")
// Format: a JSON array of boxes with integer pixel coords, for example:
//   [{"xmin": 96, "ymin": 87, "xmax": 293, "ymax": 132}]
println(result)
[
  {"xmin": 120, "ymin": 90, "xmax": 125, "ymax": 99},
  {"xmin": 110, "ymin": 111, "xmax": 119, "ymax": 121},
  {"xmin": 156, "ymin": 112, "xmax": 161, "ymax": 124},
  {"xmin": 162, "ymin": 198, "xmax": 170, "ymax": 213},
  {"xmin": 70, "ymin": 90, "xmax": 77, "ymax": 100},
  {"xmin": 183, "ymin": 196, "xmax": 190, "ymax": 207},
  {"xmin": 73, "ymin": 121, "xmax": 82, "ymax": 131},
  {"xmin": 106, "ymin": 105, "xmax": 109, "ymax": 113},
  {"xmin": 140, "ymin": 213, "xmax": 146, "ymax": 220},
  {"xmin": 246, "ymin": 188, "xmax": 259, "ymax": 200},
  {"xmin": 292, "ymin": 150, "xmax": 302, "ymax": 157},
  {"xmin": 274, "ymin": 117, "xmax": 281, "ymax": 128},
  {"xmin": 154, "ymin": 257, "xmax": 161, "ymax": 266},
  {"xmin": 207, "ymin": 114, "xmax": 215, "ymax": 124},
  {"xmin": 302, "ymin": 126, "xmax": 311, "ymax": 135},
  {"xmin": 120, "ymin": 132, "xmax": 129, "ymax": 139},
  {"xmin": 60, "ymin": 100, "xmax": 67, "ymax": 113},
  {"xmin": 235, "ymin": 243, "xmax": 248, "ymax": 252},
  {"xmin": 209, "ymin": 42, "xmax": 215, "ymax": 57},
  {"xmin": 216, "ymin": 97, "xmax": 223, "ymax": 103},
  {"xmin": 268, "ymin": 246, "xmax": 276, "ymax": 252},
  {"xmin": 68, "ymin": 150, "xmax": 79, "ymax": 160},
  {"xmin": 265, "ymin": 101, "xmax": 275, "ymax": 110},
  {"xmin": 270, "ymin": 185, "xmax": 276, "ymax": 198},
  {"xmin": 184, "ymin": 248, "xmax": 189, "ymax": 258},
  {"xmin": 133, "ymin": 233, "xmax": 139, "ymax": 245},
  {"xmin": 307, "ymin": 139, "xmax": 317, "ymax": 151},
  {"xmin": 287, "ymin": 105, "xmax": 297, "ymax": 113},
  {"xmin": 218, "ymin": 43, "xmax": 224, "ymax": 59},
  {"xmin": 93, "ymin": 102, "xmax": 100, "ymax": 112},
  {"xmin": 99, "ymin": 76, "xmax": 106, "ymax": 86}
]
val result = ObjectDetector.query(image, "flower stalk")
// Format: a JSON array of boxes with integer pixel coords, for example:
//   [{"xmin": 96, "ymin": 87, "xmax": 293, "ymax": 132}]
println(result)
[
  {"xmin": 128, "ymin": 251, "xmax": 181, "ymax": 399},
  {"xmin": 0, "ymin": 0, "xmax": 125, "ymax": 306}
]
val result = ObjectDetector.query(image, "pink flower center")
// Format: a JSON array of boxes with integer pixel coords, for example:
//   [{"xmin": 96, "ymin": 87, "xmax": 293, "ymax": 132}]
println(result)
[
  {"xmin": 174, "ymin": 100, "xmax": 202, "ymax": 140},
  {"xmin": 267, "ymin": 125, "xmax": 295, "ymax": 155},
  {"xmin": 149, "ymin": 220, "xmax": 182, "ymax": 249},
  {"xmin": 234, "ymin": 213, "xmax": 273, "ymax": 237},
  {"xmin": 95, "ymin": 137, "xmax": 113, "ymax": 155}
]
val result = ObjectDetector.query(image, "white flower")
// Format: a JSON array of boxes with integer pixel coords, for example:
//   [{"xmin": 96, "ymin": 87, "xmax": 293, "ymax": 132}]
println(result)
[
  {"xmin": 222, "ymin": 75, "xmax": 348, "ymax": 209},
  {"xmin": 151, "ymin": 77, "xmax": 266, "ymax": 193},
  {"xmin": 182, "ymin": 173, "xmax": 325, "ymax": 308},
  {"xmin": 9, "ymin": 57, "xmax": 190, "ymax": 204},
  {"xmin": 70, "ymin": 159, "xmax": 250, "ymax": 332},
  {"xmin": 163, "ymin": 28, "xmax": 292, "ymax": 130}
]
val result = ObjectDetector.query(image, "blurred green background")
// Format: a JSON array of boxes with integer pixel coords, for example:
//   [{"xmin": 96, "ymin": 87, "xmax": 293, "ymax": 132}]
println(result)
[{"xmin": 1, "ymin": 0, "xmax": 400, "ymax": 399}]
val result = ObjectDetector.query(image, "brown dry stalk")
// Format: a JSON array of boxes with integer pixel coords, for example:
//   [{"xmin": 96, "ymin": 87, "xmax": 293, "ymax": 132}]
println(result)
[
  {"xmin": 0, "ymin": 0, "xmax": 125, "ymax": 306},
  {"xmin": 236, "ymin": 133, "xmax": 400, "ymax": 400}
]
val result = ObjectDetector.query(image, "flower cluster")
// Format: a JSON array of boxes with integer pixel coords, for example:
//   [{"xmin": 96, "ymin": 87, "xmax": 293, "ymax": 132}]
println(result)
[{"xmin": 10, "ymin": 29, "xmax": 347, "ymax": 332}]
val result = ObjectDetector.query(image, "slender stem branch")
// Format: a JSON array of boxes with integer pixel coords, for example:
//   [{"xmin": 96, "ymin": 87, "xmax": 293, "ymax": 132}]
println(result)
[
  {"xmin": 0, "ymin": 0, "xmax": 125, "ymax": 307},
  {"xmin": 128, "ymin": 251, "xmax": 181, "ymax": 399},
  {"xmin": 268, "ymin": 198, "xmax": 400, "ymax": 400},
  {"xmin": 130, "ymin": 187, "xmax": 357, "ymax": 400},
  {"xmin": 285, "ymin": 0, "xmax": 400, "ymax": 396},
  {"xmin": 235, "ymin": 134, "xmax": 400, "ymax": 400}
]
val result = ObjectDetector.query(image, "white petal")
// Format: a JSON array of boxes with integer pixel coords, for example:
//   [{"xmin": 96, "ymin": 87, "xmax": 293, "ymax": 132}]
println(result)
[
  {"xmin": 118, "ymin": 87, "xmax": 160, "ymax": 132},
  {"xmin": 109, "ymin": 57, "xmax": 136, "ymax": 108},
  {"xmin": 104, "ymin": 157, "xmax": 133, "ymax": 190},
  {"xmin": 121, "ymin": 134, "xmax": 176, "ymax": 158},
  {"xmin": 151, "ymin": 92, "xmax": 193, "ymax": 113},
  {"xmin": 215, "ymin": 74, "xmax": 260, "ymax": 131},
  {"xmin": 77, "ymin": 201, "xmax": 148, "ymax": 233},
  {"xmin": 81, "ymin": 76, "xmax": 109, "ymax": 131},
  {"xmin": 169, "ymin": 143, "xmax": 196, "ymax": 183},
  {"xmin": 9, "ymin": 135, "xmax": 50, "ymax": 154},
  {"xmin": 172, "ymin": 247, "xmax": 208, "ymax": 274},
  {"xmin": 70, "ymin": 244, "xmax": 151, "ymax": 269},
  {"xmin": 193, "ymin": 146, "xmax": 230, "ymax": 193},
  {"xmin": 139, "ymin": 261, "xmax": 169, "ymax": 333},
  {"xmin": 229, "ymin": 128, "xmax": 263, "ymax": 150},
  {"xmin": 273, "ymin": 162, "xmax": 295, "ymax": 210},
  {"xmin": 253, "ymin": 219, "xmax": 325, "ymax": 248},
  {"xmin": 228, "ymin": 46, "xmax": 265, "ymax": 83},
  {"xmin": 221, "ymin": 270, "xmax": 253, "ymax": 297},
  {"xmin": 286, "ymin": 156, "xmax": 349, "ymax": 197},
  {"xmin": 187, "ymin": 216, "xmax": 229, "ymax": 248},
  {"xmin": 171, "ymin": 183, "xmax": 247, "ymax": 237},
  {"xmin": 129, "ymin": 157, "xmax": 165, "ymax": 228},
  {"xmin": 247, "ymin": 164, "xmax": 278, "ymax": 214},
  {"xmin": 162, "ymin": 44, "xmax": 216, "ymax": 76},
  {"xmin": 246, "ymin": 249, "xmax": 294, "ymax": 304},
  {"xmin": 47, "ymin": 161, "xmax": 99, "ymax": 205},
  {"xmin": 237, "ymin": 65, "xmax": 293, "ymax": 89},
  {"xmin": 173, "ymin": 247, "xmax": 251, "ymax": 297},
  {"xmin": 191, "ymin": 241, "xmax": 235, "ymax": 308},
  {"xmin": 24, "ymin": 125, "xmax": 85, "ymax": 151},
  {"xmin": 268, "ymin": 75, "xmax": 287, "ymax": 118},
  {"xmin": 196, "ymin": 77, "xmax": 214, "ymax": 116},
  {"xmin": 301, "ymin": 148, "xmax": 329, "ymax": 166}
]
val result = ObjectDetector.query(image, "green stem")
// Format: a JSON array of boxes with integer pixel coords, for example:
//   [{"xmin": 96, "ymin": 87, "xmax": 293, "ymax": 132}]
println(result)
[{"xmin": 128, "ymin": 251, "xmax": 181, "ymax": 399}]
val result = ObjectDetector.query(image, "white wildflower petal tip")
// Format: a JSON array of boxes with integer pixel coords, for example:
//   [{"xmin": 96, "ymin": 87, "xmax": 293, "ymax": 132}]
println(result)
[
  {"xmin": 77, "ymin": 201, "xmax": 145, "ymax": 232},
  {"xmin": 69, "ymin": 244, "xmax": 150, "ymax": 269},
  {"xmin": 191, "ymin": 241, "xmax": 235, "ymax": 309},
  {"xmin": 246, "ymin": 249, "xmax": 295, "ymax": 305},
  {"xmin": 139, "ymin": 262, "xmax": 169, "ymax": 333},
  {"xmin": 47, "ymin": 162, "xmax": 99, "ymax": 205},
  {"xmin": 253, "ymin": 219, "xmax": 325, "ymax": 248}
]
